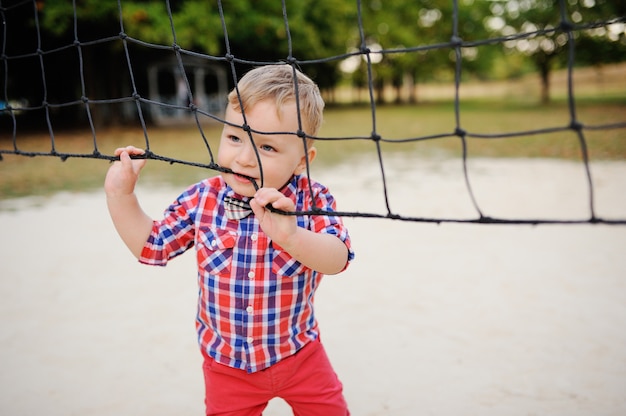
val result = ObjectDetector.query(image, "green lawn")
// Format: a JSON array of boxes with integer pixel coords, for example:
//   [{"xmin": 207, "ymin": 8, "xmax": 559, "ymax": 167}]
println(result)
[{"xmin": 1, "ymin": 97, "xmax": 624, "ymax": 200}]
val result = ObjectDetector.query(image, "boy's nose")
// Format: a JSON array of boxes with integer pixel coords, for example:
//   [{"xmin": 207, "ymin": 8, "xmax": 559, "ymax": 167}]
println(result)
[{"xmin": 235, "ymin": 141, "xmax": 258, "ymax": 167}]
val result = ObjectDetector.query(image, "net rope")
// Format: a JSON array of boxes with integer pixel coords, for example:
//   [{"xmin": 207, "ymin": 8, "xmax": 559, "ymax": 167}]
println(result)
[{"xmin": 1, "ymin": 0, "xmax": 625, "ymax": 224}]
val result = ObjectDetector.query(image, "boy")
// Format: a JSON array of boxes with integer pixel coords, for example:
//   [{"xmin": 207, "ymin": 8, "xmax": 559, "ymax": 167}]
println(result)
[{"xmin": 104, "ymin": 64, "xmax": 354, "ymax": 415}]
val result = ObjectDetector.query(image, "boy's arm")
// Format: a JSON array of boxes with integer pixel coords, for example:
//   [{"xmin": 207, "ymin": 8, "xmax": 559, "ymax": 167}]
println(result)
[
  {"xmin": 104, "ymin": 146, "xmax": 154, "ymax": 259},
  {"xmin": 279, "ymin": 228, "xmax": 349, "ymax": 275},
  {"xmin": 250, "ymin": 188, "xmax": 349, "ymax": 275}
]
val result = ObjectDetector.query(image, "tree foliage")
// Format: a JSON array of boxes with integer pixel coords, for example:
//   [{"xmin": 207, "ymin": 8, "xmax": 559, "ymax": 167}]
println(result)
[
  {"xmin": 482, "ymin": 0, "xmax": 626, "ymax": 102},
  {"xmin": 5, "ymin": 0, "xmax": 624, "ymax": 127}
]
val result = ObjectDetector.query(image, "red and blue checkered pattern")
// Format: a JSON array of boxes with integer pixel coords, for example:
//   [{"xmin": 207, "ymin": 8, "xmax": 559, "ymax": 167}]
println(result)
[{"xmin": 139, "ymin": 174, "xmax": 353, "ymax": 373}]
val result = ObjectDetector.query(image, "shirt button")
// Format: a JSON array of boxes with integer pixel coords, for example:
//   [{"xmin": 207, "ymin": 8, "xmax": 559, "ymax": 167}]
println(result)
[
  {"xmin": 246, "ymin": 337, "xmax": 253, "ymax": 344},
  {"xmin": 248, "ymin": 271, "xmax": 255, "ymax": 279},
  {"xmin": 246, "ymin": 306, "xmax": 253, "ymax": 313},
  {"xmin": 211, "ymin": 240, "xmax": 217, "ymax": 247},
  {"xmin": 251, "ymin": 233, "xmax": 258, "ymax": 241}
]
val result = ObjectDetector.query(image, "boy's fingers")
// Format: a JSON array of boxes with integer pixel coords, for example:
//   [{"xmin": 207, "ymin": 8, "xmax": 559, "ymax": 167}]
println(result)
[
  {"xmin": 270, "ymin": 198, "xmax": 294, "ymax": 212},
  {"xmin": 254, "ymin": 188, "xmax": 281, "ymax": 205},
  {"xmin": 114, "ymin": 146, "xmax": 145, "ymax": 157},
  {"xmin": 119, "ymin": 150, "xmax": 133, "ymax": 168},
  {"xmin": 253, "ymin": 189, "xmax": 294, "ymax": 213},
  {"xmin": 127, "ymin": 146, "xmax": 145, "ymax": 155}
]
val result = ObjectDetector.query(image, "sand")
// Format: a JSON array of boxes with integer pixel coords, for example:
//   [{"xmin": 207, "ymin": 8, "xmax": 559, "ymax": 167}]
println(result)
[{"xmin": 1, "ymin": 156, "xmax": 625, "ymax": 415}]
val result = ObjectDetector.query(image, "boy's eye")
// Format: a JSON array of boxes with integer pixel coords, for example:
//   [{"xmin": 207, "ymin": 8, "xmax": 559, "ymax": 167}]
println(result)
[
  {"xmin": 229, "ymin": 135, "xmax": 242, "ymax": 143},
  {"xmin": 260, "ymin": 144, "xmax": 275, "ymax": 152}
]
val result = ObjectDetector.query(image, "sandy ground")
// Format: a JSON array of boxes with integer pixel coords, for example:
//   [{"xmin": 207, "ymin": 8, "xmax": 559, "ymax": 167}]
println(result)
[{"xmin": 1, "ymin": 156, "xmax": 626, "ymax": 415}]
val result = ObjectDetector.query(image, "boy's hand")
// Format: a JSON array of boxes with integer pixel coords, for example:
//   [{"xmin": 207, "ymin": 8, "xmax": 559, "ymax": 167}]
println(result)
[
  {"xmin": 104, "ymin": 146, "xmax": 153, "ymax": 259},
  {"xmin": 250, "ymin": 187, "xmax": 349, "ymax": 275},
  {"xmin": 104, "ymin": 146, "xmax": 147, "ymax": 197},
  {"xmin": 250, "ymin": 188, "xmax": 297, "ymax": 246}
]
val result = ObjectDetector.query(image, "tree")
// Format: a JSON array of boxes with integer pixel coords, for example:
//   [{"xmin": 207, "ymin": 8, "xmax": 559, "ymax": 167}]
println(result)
[
  {"xmin": 337, "ymin": 0, "xmax": 497, "ymax": 104},
  {"xmin": 9, "ymin": 0, "xmax": 355, "ymax": 126},
  {"xmin": 338, "ymin": 0, "xmax": 448, "ymax": 104},
  {"xmin": 216, "ymin": 0, "xmax": 355, "ymax": 89},
  {"xmin": 483, "ymin": 0, "xmax": 625, "ymax": 103},
  {"xmin": 5, "ymin": 0, "xmax": 622, "ymax": 128}
]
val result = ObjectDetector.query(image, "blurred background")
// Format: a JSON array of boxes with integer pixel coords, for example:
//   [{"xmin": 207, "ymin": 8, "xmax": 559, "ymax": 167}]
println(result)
[{"xmin": 1, "ymin": 0, "xmax": 625, "ymax": 201}]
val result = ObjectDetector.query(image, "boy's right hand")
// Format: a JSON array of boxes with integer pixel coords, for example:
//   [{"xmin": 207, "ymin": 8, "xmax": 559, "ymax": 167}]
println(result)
[
  {"xmin": 104, "ymin": 146, "xmax": 154, "ymax": 259},
  {"xmin": 104, "ymin": 146, "xmax": 147, "ymax": 197}
]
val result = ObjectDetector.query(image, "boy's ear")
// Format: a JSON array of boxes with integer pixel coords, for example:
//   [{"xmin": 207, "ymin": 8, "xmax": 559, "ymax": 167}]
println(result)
[{"xmin": 295, "ymin": 146, "xmax": 317, "ymax": 175}]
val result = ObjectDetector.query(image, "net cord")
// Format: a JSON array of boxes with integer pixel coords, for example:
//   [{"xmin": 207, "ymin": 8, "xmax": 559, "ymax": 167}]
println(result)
[{"xmin": 1, "ymin": 0, "xmax": 624, "ymax": 225}]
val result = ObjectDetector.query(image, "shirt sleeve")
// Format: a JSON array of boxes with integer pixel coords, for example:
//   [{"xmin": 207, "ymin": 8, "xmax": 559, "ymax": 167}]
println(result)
[
  {"xmin": 139, "ymin": 184, "xmax": 200, "ymax": 266},
  {"xmin": 307, "ymin": 183, "xmax": 355, "ymax": 272}
]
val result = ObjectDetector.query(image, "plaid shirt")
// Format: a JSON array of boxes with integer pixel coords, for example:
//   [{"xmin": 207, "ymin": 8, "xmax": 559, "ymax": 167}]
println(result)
[{"xmin": 139, "ymin": 174, "xmax": 354, "ymax": 373}]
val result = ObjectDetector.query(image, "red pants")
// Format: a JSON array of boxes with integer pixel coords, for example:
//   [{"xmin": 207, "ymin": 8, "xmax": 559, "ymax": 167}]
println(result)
[{"xmin": 202, "ymin": 339, "xmax": 349, "ymax": 416}]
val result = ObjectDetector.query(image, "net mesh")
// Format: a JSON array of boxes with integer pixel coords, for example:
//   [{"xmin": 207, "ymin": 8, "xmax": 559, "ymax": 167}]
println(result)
[{"xmin": 1, "ymin": 0, "xmax": 625, "ymax": 224}]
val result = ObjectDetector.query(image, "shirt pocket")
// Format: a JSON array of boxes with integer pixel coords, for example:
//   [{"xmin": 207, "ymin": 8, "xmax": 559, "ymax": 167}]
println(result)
[
  {"xmin": 271, "ymin": 244, "xmax": 307, "ymax": 277},
  {"xmin": 197, "ymin": 227, "xmax": 237, "ymax": 277}
]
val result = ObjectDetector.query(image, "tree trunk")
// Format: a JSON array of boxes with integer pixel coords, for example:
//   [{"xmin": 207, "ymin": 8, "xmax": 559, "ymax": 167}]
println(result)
[
  {"xmin": 538, "ymin": 60, "xmax": 551, "ymax": 104},
  {"xmin": 375, "ymin": 79, "xmax": 385, "ymax": 104},
  {"xmin": 82, "ymin": 48, "xmax": 105, "ymax": 128}
]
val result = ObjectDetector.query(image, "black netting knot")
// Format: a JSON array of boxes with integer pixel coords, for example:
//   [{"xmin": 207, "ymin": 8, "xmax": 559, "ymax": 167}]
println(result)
[
  {"xmin": 570, "ymin": 120, "xmax": 583, "ymax": 131},
  {"xmin": 450, "ymin": 36, "xmax": 463, "ymax": 47},
  {"xmin": 559, "ymin": 20, "xmax": 574, "ymax": 32}
]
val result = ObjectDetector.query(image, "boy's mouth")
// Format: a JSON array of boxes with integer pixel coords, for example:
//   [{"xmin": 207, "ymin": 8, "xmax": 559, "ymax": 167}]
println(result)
[
  {"xmin": 233, "ymin": 172, "xmax": 253, "ymax": 183},
  {"xmin": 232, "ymin": 172, "xmax": 260, "ymax": 189},
  {"xmin": 222, "ymin": 167, "xmax": 260, "ymax": 189}
]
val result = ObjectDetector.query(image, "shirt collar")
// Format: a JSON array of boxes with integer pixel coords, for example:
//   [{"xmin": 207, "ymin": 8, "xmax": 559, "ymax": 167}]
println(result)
[{"xmin": 278, "ymin": 175, "xmax": 298, "ymax": 200}]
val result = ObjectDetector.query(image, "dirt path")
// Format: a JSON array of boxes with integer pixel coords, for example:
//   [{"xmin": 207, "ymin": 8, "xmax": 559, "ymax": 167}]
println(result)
[{"xmin": 1, "ymin": 157, "xmax": 625, "ymax": 415}]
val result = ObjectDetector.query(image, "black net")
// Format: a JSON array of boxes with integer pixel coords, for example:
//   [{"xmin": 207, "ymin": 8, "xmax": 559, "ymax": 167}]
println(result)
[{"xmin": 1, "ymin": 0, "xmax": 625, "ymax": 224}]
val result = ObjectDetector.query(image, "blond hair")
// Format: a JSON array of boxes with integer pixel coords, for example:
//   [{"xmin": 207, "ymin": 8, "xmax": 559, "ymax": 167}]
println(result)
[{"xmin": 227, "ymin": 64, "xmax": 324, "ymax": 137}]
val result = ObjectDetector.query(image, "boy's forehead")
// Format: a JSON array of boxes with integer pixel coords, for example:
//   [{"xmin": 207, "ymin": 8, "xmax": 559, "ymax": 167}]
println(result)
[
  {"xmin": 224, "ymin": 100, "xmax": 300, "ymax": 129},
  {"xmin": 224, "ymin": 103, "xmax": 243, "ymax": 122}
]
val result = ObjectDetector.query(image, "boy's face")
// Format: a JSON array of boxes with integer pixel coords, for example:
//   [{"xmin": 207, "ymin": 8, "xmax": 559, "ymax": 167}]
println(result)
[{"xmin": 217, "ymin": 99, "xmax": 316, "ymax": 197}]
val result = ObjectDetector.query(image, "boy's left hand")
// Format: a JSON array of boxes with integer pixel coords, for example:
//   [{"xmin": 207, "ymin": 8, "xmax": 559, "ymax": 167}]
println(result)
[{"xmin": 250, "ymin": 188, "xmax": 297, "ymax": 246}]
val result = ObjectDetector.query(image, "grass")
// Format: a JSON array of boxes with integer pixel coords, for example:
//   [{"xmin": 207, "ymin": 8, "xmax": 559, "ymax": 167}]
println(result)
[
  {"xmin": 325, "ymin": 98, "xmax": 626, "ymax": 160},
  {"xmin": 1, "ymin": 95, "xmax": 625, "ymax": 200}
]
